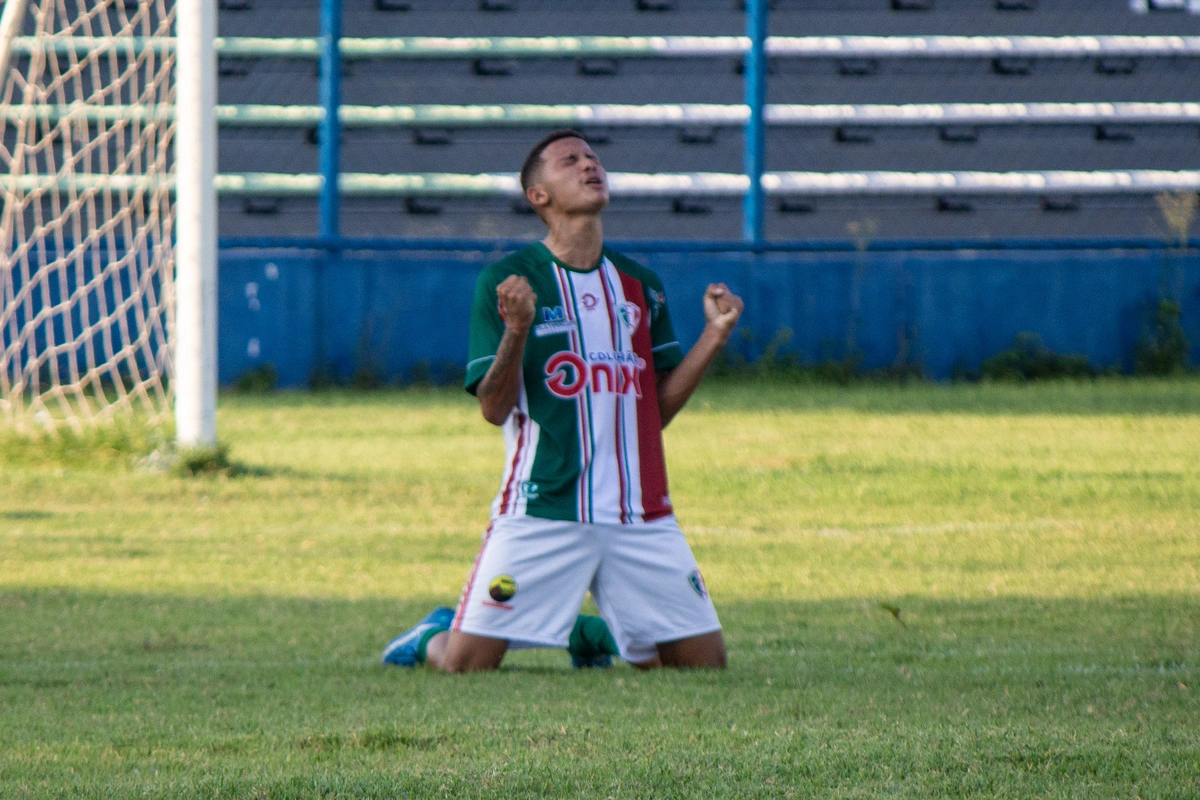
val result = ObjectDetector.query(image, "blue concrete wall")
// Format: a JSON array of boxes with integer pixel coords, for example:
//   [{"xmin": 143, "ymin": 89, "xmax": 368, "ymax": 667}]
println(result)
[{"xmin": 218, "ymin": 244, "xmax": 1200, "ymax": 386}]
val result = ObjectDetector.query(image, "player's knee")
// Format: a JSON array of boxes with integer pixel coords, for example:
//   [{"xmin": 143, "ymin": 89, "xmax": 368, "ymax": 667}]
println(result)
[
  {"xmin": 437, "ymin": 633, "xmax": 507, "ymax": 673},
  {"xmin": 437, "ymin": 653, "xmax": 499, "ymax": 674},
  {"xmin": 708, "ymin": 637, "xmax": 728, "ymax": 669},
  {"xmin": 678, "ymin": 648, "xmax": 726, "ymax": 669},
  {"xmin": 658, "ymin": 631, "xmax": 726, "ymax": 669},
  {"xmin": 436, "ymin": 651, "xmax": 466, "ymax": 674}
]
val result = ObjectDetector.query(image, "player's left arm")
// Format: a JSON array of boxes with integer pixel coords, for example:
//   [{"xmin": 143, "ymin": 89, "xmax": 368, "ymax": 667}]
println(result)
[{"xmin": 656, "ymin": 283, "xmax": 744, "ymax": 427}]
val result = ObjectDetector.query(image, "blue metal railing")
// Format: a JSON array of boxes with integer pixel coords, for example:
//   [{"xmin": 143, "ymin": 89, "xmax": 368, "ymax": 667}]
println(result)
[
  {"xmin": 742, "ymin": 0, "xmax": 768, "ymax": 244},
  {"xmin": 307, "ymin": 0, "xmax": 773, "ymax": 249},
  {"xmin": 219, "ymin": 235, "xmax": 1200, "ymax": 254},
  {"xmin": 318, "ymin": 0, "xmax": 341, "ymax": 243}
]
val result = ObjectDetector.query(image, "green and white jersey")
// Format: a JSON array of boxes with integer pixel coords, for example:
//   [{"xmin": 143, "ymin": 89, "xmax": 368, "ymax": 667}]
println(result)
[{"xmin": 465, "ymin": 242, "xmax": 686, "ymax": 525}]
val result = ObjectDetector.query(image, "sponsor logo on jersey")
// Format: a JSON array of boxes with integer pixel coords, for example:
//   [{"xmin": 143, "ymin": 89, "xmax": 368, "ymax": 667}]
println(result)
[
  {"xmin": 580, "ymin": 293, "xmax": 598, "ymax": 311},
  {"xmin": 534, "ymin": 306, "xmax": 575, "ymax": 337},
  {"xmin": 544, "ymin": 351, "xmax": 645, "ymax": 399},
  {"xmin": 617, "ymin": 302, "xmax": 642, "ymax": 332},
  {"xmin": 687, "ymin": 569, "xmax": 708, "ymax": 599},
  {"xmin": 489, "ymin": 574, "xmax": 517, "ymax": 602}
]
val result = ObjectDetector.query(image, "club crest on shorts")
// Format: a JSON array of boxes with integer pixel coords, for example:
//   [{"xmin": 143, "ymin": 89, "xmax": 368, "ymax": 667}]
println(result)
[
  {"xmin": 489, "ymin": 574, "xmax": 517, "ymax": 602},
  {"xmin": 687, "ymin": 569, "xmax": 708, "ymax": 599}
]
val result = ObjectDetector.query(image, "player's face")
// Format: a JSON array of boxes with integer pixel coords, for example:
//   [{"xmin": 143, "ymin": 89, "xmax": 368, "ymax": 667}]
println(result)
[{"xmin": 531, "ymin": 137, "xmax": 610, "ymax": 216}]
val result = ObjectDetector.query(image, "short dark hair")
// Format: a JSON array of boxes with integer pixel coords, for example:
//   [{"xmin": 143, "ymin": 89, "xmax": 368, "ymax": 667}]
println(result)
[{"xmin": 519, "ymin": 129, "xmax": 587, "ymax": 192}]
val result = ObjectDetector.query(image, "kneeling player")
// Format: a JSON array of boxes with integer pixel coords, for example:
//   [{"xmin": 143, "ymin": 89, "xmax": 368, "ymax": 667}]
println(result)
[{"xmin": 383, "ymin": 130, "xmax": 743, "ymax": 672}]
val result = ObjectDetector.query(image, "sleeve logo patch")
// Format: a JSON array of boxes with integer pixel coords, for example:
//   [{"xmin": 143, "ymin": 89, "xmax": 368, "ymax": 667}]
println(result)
[
  {"xmin": 687, "ymin": 569, "xmax": 709, "ymax": 599},
  {"xmin": 647, "ymin": 288, "xmax": 666, "ymax": 322}
]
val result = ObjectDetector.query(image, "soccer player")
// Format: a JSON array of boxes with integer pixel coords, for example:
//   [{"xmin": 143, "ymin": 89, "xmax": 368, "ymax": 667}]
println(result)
[{"xmin": 383, "ymin": 129, "xmax": 744, "ymax": 672}]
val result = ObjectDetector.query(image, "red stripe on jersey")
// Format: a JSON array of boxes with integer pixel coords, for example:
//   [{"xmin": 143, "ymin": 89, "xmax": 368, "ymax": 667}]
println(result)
[
  {"xmin": 597, "ymin": 267, "xmax": 630, "ymax": 524},
  {"xmin": 498, "ymin": 411, "xmax": 527, "ymax": 515},
  {"xmin": 615, "ymin": 268, "xmax": 673, "ymax": 521},
  {"xmin": 452, "ymin": 523, "xmax": 493, "ymax": 631}
]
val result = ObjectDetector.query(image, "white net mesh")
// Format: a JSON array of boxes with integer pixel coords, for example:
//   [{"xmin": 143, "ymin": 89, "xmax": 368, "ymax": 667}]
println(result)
[{"xmin": 1, "ymin": 0, "xmax": 175, "ymax": 432}]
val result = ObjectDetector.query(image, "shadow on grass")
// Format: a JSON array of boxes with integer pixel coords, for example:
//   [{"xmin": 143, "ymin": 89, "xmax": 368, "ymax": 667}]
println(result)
[{"xmin": 0, "ymin": 510, "xmax": 55, "ymax": 520}]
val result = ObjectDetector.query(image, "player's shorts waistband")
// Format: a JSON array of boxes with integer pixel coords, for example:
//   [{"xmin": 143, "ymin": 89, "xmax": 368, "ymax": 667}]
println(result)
[{"xmin": 490, "ymin": 511, "xmax": 678, "ymax": 529}]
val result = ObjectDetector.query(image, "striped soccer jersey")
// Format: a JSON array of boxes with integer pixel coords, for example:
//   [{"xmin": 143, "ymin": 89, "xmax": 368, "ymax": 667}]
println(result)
[{"xmin": 464, "ymin": 242, "xmax": 685, "ymax": 525}]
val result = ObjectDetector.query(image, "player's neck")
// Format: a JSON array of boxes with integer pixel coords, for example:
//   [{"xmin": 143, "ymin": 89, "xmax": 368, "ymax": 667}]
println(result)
[{"xmin": 542, "ymin": 214, "xmax": 604, "ymax": 271}]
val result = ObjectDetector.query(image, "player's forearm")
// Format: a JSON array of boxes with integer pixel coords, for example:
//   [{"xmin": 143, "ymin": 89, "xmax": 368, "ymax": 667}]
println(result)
[
  {"xmin": 657, "ymin": 323, "xmax": 730, "ymax": 427},
  {"xmin": 477, "ymin": 325, "xmax": 529, "ymax": 425}
]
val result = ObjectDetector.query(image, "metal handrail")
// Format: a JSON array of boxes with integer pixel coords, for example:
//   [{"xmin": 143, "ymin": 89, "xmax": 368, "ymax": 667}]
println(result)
[
  {"xmin": 7, "ymin": 170, "xmax": 1199, "ymax": 196},
  {"xmin": 7, "ymin": 101, "xmax": 1198, "ymax": 126},
  {"xmin": 10, "ymin": 34, "xmax": 1200, "ymax": 58}
]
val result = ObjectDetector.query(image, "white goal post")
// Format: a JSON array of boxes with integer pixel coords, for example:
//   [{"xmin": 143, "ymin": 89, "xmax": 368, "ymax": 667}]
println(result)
[
  {"xmin": 0, "ymin": 0, "xmax": 29, "ymax": 88},
  {"xmin": 173, "ymin": 0, "xmax": 217, "ymax": 448},
  {"xmin": 0, "ymin": 0, "xmax": 217, "ymax": 446}
]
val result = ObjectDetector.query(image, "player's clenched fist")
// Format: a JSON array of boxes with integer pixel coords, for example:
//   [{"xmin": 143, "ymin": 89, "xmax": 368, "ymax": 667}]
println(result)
[
  {"xmin": 703, "ymin": 282, "xmax": 744, "ymax": 339},
  {"xmin": 496, "ymin": 275, "xmax": 537, "ymax": 331}
]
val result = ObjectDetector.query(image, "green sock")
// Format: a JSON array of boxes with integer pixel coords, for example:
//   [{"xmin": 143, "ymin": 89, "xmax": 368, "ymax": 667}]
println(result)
[
  {"xmin": 568, "ymin": 615, "xmax": 619, "ymax": 658},
  {"xmin": 416, "ymin": 626, "xmax": 449, "ymax": 664}
]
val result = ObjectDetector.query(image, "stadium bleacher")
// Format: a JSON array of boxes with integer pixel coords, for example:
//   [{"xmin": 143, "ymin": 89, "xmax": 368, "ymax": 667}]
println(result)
[{"xmin": 215, "ymin": 0, "xmax": 1200, "ymax": 241}]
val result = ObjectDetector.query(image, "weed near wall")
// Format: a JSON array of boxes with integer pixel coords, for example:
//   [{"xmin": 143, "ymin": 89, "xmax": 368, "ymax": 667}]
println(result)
[
  {"xmin": 1135, "ymin": 300, "xmax": 1190, "ymax": 377},
  {"xmin": 981, "ymin": 333, "xmax": 1095, "ymax": 382},
  {"xmin": 708, "ymin": 328, "xmax": 923, "ymax": 385},
  {"xmin": 234, "ymin": 364, "xmax": 279, "ymax": 393}
]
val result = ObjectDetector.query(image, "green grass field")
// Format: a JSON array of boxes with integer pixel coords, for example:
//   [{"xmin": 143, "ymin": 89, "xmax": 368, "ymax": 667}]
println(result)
[{"xmin": 2, "ymin": 380, "xmax": 1198, "ymax": 798}]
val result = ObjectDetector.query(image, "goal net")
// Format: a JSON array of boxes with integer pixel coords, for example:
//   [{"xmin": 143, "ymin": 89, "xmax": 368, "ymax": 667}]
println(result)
[{"xmin": 0, "ymin": 0, "xmax": 176, "ymax": 433}]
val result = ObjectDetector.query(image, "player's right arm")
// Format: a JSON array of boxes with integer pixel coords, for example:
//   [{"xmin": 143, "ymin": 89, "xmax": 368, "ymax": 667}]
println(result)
[{"xmin": 475, "ymin": 275, "xmax": 537, "ymax": 425}]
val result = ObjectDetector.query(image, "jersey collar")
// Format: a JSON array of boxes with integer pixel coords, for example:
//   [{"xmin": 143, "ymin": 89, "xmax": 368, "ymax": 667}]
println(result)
[{"xmin": 535, "ymin": 241, "xmax": 605, "ymax": 274}]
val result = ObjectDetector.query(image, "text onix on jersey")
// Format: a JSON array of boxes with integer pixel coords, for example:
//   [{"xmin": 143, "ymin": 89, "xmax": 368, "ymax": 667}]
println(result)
[{"xmin": 465, "ymin": 243, "xmax": 685, "ymax": 526}]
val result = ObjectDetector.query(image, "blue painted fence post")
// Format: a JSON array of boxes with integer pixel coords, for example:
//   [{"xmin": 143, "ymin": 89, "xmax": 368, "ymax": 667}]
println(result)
[
  {"xmin": 315, "ymin": 0, "xmax": 342, "ymax": 380},
  {"xmin": 318, "ymin": 0, "xmax": 342, "ymax": 243},
  {"xmin": 742, "ymin": 0, "xmax": 768, "ymax": 245}
]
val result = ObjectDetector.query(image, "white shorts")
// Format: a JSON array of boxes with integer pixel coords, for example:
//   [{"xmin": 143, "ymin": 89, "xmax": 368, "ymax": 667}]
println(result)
[{"xmin": 451, "ymin": 514, "xmax": 721, "ymax": 664}]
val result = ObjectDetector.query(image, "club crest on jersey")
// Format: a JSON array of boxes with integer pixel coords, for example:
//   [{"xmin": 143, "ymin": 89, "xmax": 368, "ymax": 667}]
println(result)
[
  {"xmin": 534, "ymin": 305, "xmax": 574, "ymax": 337},
  {"xmin": 544, "ymin": 351, "xmax": 645, "ymax": 399},
  {"xmin": 617, "ymin": 302, "xmax": 642, "ymax": 332}
]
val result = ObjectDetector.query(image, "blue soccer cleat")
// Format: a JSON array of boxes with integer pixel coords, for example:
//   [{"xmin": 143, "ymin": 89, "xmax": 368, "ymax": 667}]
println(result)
[{"xmin": 381, "ymin": 606, "xmax": 455, "ymax": 667}]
